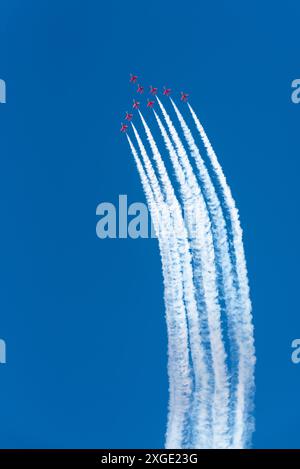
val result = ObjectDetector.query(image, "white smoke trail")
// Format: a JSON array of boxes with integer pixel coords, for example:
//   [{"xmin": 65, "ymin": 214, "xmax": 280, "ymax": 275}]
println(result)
[
  {"xmin": 156, "ymin": 97, "xmax": 230, "ymax": 448},
  {"xmin": 153, "ymin": 109, "xmax": 213, "ymax": 443},
  {"xmin": 170, "ymin": 99, "xmax": 243, "ymax": 443},
  {"xmin": 127, "ymin": 134, "xmax": 192, "ymax": 448},
  {"xmin": 136, "ymin": 115, "xmax": 212, "ymax": 448},
  {"xmin": 188, "ymin": 104, "xmax": 256, "ymax": 448},
  {"xmin": 139, "ymin": 111, "xmax": 228, "ymax": 448}
]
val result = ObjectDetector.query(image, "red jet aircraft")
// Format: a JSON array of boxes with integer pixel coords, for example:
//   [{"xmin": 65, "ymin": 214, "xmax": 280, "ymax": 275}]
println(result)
[
  {"xmin": 120, "ymin": 123, "xmax": 128, "ymax": 133},
  {"xmin": 163, "ymin": 87, "xmax": 172, "ymax": 96},
  {"xmin": 137, "ymin": 84, "xmax": 144, "ymax": 93},
  {"xmin": 133, "ymin": 100, "xmax": 140, "ymax": 109},
  {"xmin": 149, "ymin": 85, "xmax": 158, "ymax": 95},
  {"xmin": 125, "ymin": 112, "xmax": 133, "ymax": 121},
  {"xmin": 181, "ymin": 92, "xmax": 189, "ymax": 102},
  {"xmin": 147, "ymin": 99, "xmax": 155, "ymax": 108},
  {"xmin": 130, "ymin": 73, "xmax": 138, "ymax": 83}
]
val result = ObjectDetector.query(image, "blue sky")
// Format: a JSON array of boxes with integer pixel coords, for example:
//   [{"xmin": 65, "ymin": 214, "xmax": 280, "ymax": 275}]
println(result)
[{"xmin": 0, "ymin": 0, "xmax": 299, "ymax": 448}]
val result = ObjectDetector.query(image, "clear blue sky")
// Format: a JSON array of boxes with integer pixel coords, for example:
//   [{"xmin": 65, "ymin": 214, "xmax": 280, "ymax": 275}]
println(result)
[{"xmin": 0, "ymin": 0, "xmax": 299, "ymax": 448}]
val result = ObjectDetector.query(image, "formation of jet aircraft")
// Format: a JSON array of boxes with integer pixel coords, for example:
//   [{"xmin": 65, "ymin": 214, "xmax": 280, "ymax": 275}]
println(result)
[{"xmin": 120, "ymin": 73, "xmax": 189, "ymax": 132}]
